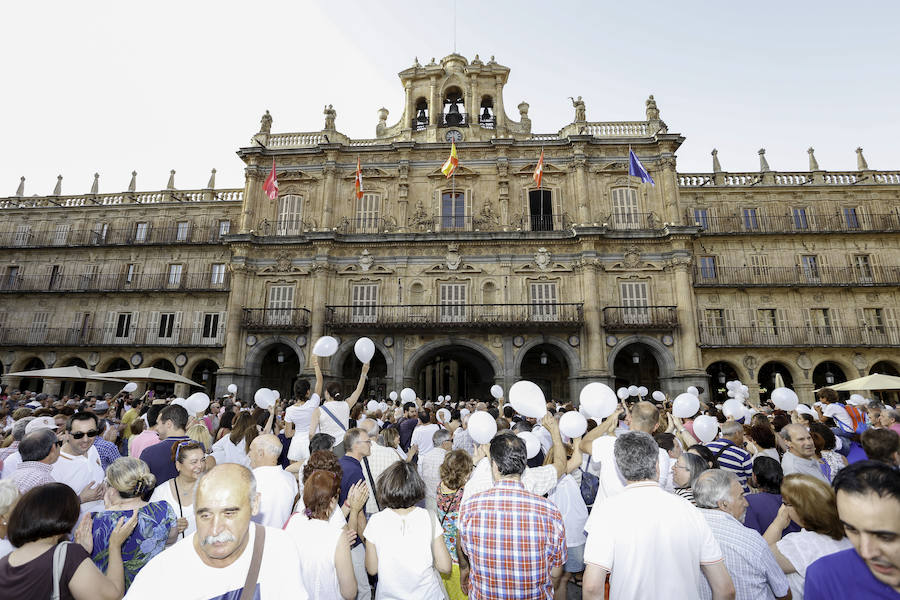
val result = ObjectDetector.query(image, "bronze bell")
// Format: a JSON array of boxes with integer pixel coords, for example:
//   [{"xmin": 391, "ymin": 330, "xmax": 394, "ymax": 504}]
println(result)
[
  {"xmin": 481, "ymin": 106, "xmax": 491, "ymax": 120},
  {"xmin": 416, "ymin": 109, "xmax": 427, "ymax": 123}
]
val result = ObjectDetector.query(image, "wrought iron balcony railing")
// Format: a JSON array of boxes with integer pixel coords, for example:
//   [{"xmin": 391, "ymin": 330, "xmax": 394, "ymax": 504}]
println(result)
[
  {"xmin": 690, "ymin": 212, "xmax": 900, "ymax": 234},
  {"xmin": 0, "ymin": 223, "xmax": 229, "ymax": 248},
  {"xmin": 698, "ymin": 325, "xmax": 900, "ymax": 348},
  {"xmin": 602, "ymin": 306, "xmax": 678, "ymax": 330},
  {"xmin": 0, "ymin": 326, "xmax": 225, "ymax": 347},
  {"xmin": 325, "ymin": 303, "xmax": 584, "ymax": 331},
  {"xmin": 693, "ymin": 265, "xmax": 900, "ymax": 287},
  {"xmin": 607, "ymin": 212, "xmax": 665, "ymax": 231},
  {"xmin": 0, "ymin": 272, "xmax": 230, "ymax": 293},
  {"xmin": 438, "ymin": 113, "xmax": 469, "ymax": 127},
  {"xmin": 241, "ymin": 308, "xmax": 311, "ymax": 331}
]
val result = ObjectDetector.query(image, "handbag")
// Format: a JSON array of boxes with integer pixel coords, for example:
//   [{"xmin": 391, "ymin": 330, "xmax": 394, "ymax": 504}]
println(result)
[{"xmin": 579, "ymin": 456, "xmax": 600, "ymax": 508}]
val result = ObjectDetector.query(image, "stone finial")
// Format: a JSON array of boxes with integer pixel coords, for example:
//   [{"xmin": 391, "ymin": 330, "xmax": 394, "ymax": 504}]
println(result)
[
  {"xmin": 15, "ymin": 176, "xmax": 24, "ymax": 197},
  {"xmin": 758, "ymin": 148, "xmax": 770, "ymax": 173},
  {"xmin": 856, "ymin": 147, "xmax": 869, "ymax": 170},
  {"xmin": 712, "ymin": 149, "xmax": 722, "ymax": 173},
  {"xmin": 259, "ymin": 110, "xmax": 272, "ymax": 135},
  {"xmin": 808, "ymin": 147, "xmax": 820, "ymax": 171},
  {"xmin": 413, "ymin": 56, "xmax": 420, "ymax": 67},
  {"xmin": 645, "ymin": 94, "xmax": 660, "ymax": 120},
  {"xmin": 518, "ymin": 101, "xmax": 530, "ymax": 116},
  {"xmin": 90, "ymin": 173, "xmax": 99, "ymax": 195},
  {"xmin": 128, "ymin": 171, "xmax": 137, "ymax": 192},
  {"xmin": 52, "ymin": 175, "xmax": 62, "ymax": 196},
  {"xmin": 377, "ymin": 107, "xmax": 389, "ymax": 122},
  {"xmin": 166, "ymin": 170, "xmax": 176, "ymax": 190},
  {"xmin": 207, "ymin": 168, "xmax": 217, "ymax": 189}
]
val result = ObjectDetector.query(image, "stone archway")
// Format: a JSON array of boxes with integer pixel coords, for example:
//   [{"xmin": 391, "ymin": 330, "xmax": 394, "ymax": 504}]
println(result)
[
  {"xmin": 607, "ymin": 335, "xmax": 675, "ymax": 378},
  {"xmin": 514, "ymin": 336, "xmax": 581, "ymax": 403},
  {"xmin": 238, "ymin": 337, "xmax": 307, "ymax": 400},
  {"xmin": 404, "ymin": 339, "xmax": 501, "ymax": 402}
]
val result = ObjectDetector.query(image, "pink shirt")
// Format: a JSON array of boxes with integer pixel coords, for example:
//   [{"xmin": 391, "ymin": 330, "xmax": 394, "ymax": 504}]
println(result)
[
  {"xmin": 890, "ymin": 424, "xmax": 900, "ymax": 436},
  {"xmin": 130, "ymin": 429, "xmax": 161, "ymax": 461}
]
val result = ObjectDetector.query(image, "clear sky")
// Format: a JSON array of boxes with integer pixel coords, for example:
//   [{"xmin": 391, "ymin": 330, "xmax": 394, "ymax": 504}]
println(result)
[{"xmin": 2, "ymin": 0, "xmax": 898, "ymax": 195}]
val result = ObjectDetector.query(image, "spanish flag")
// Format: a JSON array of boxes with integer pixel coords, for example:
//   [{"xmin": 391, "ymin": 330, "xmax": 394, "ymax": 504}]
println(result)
[
  {"xmin": 355, "ymin": 156, "xmax": 363, "ymax": 199},
  {"xmin": 263, "ymin": 157, "xmax": 278, "ymax": 200},
  {"xmin": 441, "ymin": 142, "xmax": 458, "ymax": 178},
  {"xmin": 533, "ymin": 149, "xmax": 545, "ymax": 189}
]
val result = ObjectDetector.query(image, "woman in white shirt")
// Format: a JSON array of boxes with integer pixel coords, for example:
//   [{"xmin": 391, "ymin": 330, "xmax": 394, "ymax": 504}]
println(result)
[
  {"xmin": 149, "ymin": 440, "xmax": 206, "ymax": 539},
  {"xmin": 285, "ymin": 355, "xmax": 324, "ymax": 462},
  {"xmin": 365, "ymin": 462, "xmax": 451, "ymax": 600},
  {"xmin": 210, "ymin": 412, "xmax": 255, "ymax": 466},
  {"xmin": 309, "ymin": 362, "xmax": 370, "ymax": 456},
  {"xmin": 763, "ymin": 473, "xmax": 853, "ymax": 599}
]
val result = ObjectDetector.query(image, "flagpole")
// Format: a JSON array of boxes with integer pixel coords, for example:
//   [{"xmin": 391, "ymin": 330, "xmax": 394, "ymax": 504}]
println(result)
[{"xmin": 539, "ymin": 146, "xmax": 544, "ymax": 230}]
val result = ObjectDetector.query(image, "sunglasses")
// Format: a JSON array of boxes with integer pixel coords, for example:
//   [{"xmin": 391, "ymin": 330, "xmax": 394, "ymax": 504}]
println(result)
[
  {"xmin": 55, "ymin": 440, "xmax": 64, "ymax": 447},
  {"xmin": 70, "ymin": 430, "xmax": 100, "ymax": 440}
]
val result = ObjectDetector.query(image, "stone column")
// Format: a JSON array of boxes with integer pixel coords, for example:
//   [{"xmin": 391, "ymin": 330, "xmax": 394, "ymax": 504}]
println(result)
[
  {"xmin": 574, "ymin": 154, "xmax": 590, "ymax": 224},
  {"xmin": 240, "ymin": 168, "xmax": 260, "ymax": 234},
  {"xmin": 671, "ymin": 257, "xmax": 702, "ymax": 370},
  {"xmin": 494, "ymin": 79, "xmax": 505, "ymax": 130},
  {"xmin": 222, "ymin": 265, "xmax": 250, "ymax": 372},
  {"xmin": 581, "ymin": 261, "xmax": 605, "ymax": 375},
  {"xmin": 321, "ymin": 162, "xmax": 337, "ymax": 230},
  {"xmin": 306, "ymin": 264, "xmax": 331, "ymax": 374},
  {"xmin": 429, "ymin": 77, "xmax": 438, "ymax": 126}
]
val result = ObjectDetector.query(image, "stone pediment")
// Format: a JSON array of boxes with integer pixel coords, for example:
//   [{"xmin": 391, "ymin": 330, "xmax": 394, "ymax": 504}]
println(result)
[
  {"xmin": 515, "ymin": 162, "xmax": 565, "ymax": 177},
  {"xmin": 513, "ymin": 262, "xmax": 573, "ymax": 274},
  {"xmin": 592, "ymin": 162, "xmax": 628, "ymax": 173},
  {"xmin": 423, "ymin": 263, "xmax": 483, "ymax": 274},
  {"xmin": 257, "ymin": 263, "xmax": 310, "ymax": 275},
  {"xmin": 426, "ymin": 165, "xmax": 479, "ymax": 179},
  {"xmin": 342, "ymin": 167, "xmax": 394, "ymax": 180},
  {"xmin": 338, "ymin": 264, "xmax": 394, "ymax": 275},
  {"xmin": 606, "ymin": 261, "xmax": 662, "ymax": 272},
  {"xmin": 278, "ymin": 169, "xmax": 318, "ymax": 183}
]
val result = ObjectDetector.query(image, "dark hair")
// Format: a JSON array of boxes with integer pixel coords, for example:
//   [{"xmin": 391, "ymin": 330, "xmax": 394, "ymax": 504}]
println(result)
[
  {"xmin": 159, "ymin": 404, "xmax": 188, "ymax": 431},
  {"xmin": 487, "ymin": 407, "xmax": 499, "ymax": 419},
  {"xmin": 752, "ymin": 456, "xmax": 784, "ymax": 494},
  {"xmin": 309, "ymin": 433, "xmax": 335, "ymax": 453},
  {"xmin": 833, "ymin": 460, "xmax": 900, "ymax": 502},
  {"xmin": 687, "ymin": 444, "xmax": 720, "ymax": 469},
  {"xmin": 489, "ymin": 431, "xmax": 527, "ymax": 476},
  {"xmin": 402, "ymin": 402, "xmax": 416, "ymax": 413},
  {"xmin": 350, "ymin": 403, "xmax": 364, "ymax": 421},
  {"xmin": 771, "ymin": 413, "xmax": 790, "ymax": 433},
  {"xmin": 129, "ymin": 418, "xmax": 145, "ymax": 437},
  {"xmin": 750, "ymin": 413, "xmax": 770, "ymax": 428},
  {"xmin": 229, "ymin": 412, "xmax": 258, "ymax": 447},
  {"xmin": 417, "ymin": 409, "xmax": 432, "ymax": 424},
  {"xmin": 216, "ymin": 410, "xmax": 235, "ymax": 436},
  {"xmin": 808, "ymin": 422, "xmax": 836, "ymax": 451},
  {"xmin": 817, "ymin": 388, "xmax": 839, "ymax": 403},
  {"xmin": 748, "ymin": 424, "xmax": 777, "ymax": 450},
  {"xmin": 293, "ymin": 379, "xmax": 311, "ymax": 401},
  {"xmin": 325, "ymin": 382, "xmax": 342, "ymax": 401},
  {"xmin": 861, "ymin": 428, "xmax": 900, "ymax": 464},
  {"xmin": 502, "ymin": 405, "xmax": 514, "ymax": 419},
  {"xmin": 303, "ymin": 450, "xmax": 342, "ymax": 484},
  {"xmin": 678, "ymin": 452, "xmax": 710, "ymax": 488},
  {"xmin": 66, "ymin": 411, "xmax": 99, "ymax": 432},
  {"xmin": 376, "ymin": 461, "xmax": 425, "ymax": 509},
  {"xmin": 171, "ymin": 440, "xmax": 206, "ymax": 464},
  {"xmin": 8, "ymin": 483, "xmax": 81, "ymax": 547},
  {"xmin": 653, "ymin": 432, "xmax": 676, "ymax": 452},
  {"xmin": 303, "ymin": 470, "xmax": 341, "ymax": 520},
  {"xmin": 19, "ymin": 429, "xmax": 58, "ymax": 462}
]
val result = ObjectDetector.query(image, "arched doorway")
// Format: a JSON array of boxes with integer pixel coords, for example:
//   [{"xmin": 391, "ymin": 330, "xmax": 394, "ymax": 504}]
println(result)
[
  {"xmin": 60, "ymin": 357, "xmax": 88, "ymax": 397},
  {"xmin": 103, "ymin": 358, "xmax": 130, "ymax": 373},
  {"xmin": 337, "ymin": 349, "xmax": 387, "ymax": 403},
  {"xmin": 870, "ymin": 360, "xmax": 900, "ymax": 404},
  {"xmin": 191, "ymin": 360, "xmax": 219, "ymax": 398},
  {"xmin": 757, "ymin": 361, "xmax": 794, "ymax": 402},
  {"xmin": 411, "ymin": 344, "xmax": 496, "ymax": 402},
  {"xmin": 18, "ymin": 357, "xmax": 46, "ymax": 392},
  {"xmin": 150, "ymin": 359, "xmax": 177, "ymax": 398},
  {"xmin": 812, "ymin": 361, "xmax": 848, "ymax": 390},
  {"xmin": 706, "ymin": 361, "xmax": 740, "ymax": 404},
  {"xmin": 612, "ymin": 343, "xmax": 660, "ymax": 394},
  {"xmin": 520, "ymin": 344, "xmax": 570, "ymax": 403},
  {"xmin": 258, "ymin": 344, "xmax": 300, "ymax": 402}
]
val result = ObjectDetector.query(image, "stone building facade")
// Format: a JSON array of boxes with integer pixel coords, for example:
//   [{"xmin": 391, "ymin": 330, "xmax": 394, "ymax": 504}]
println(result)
[{"xmin": 2, "ymin": 54, "xmax": 899, "ymax": 406}]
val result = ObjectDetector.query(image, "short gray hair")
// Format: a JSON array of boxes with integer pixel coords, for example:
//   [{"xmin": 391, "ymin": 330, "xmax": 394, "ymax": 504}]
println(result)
[
  {"xmin": 362, "ymin": 419, "xmax": 380, "ymax": 436},
  {"xmin": 11, "ymin": 417, "xmax": 36, "ymax": 441},
  {"xmin": 0, "ymin": 480, "xmax": 19, "ymax": 515},
  {"xmin": 693, "ymin": 469, "xmax": 739, "ymax": 509},
  {"xmin": 884, "ymin": 409, "xmax": 900, "ymax": 424},
  {"xmin": 432, "ymin": 429, "xmax": 451, "ymax": 446},
  {"xmin": 614, "ymin": 431, "xmax": 659, "ymax": 482},
  {"xmin": 721, "ymin": 421, "xmax": 743, "ymax": 436}
]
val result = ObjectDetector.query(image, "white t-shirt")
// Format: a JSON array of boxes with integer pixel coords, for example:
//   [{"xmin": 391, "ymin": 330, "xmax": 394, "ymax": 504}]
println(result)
[
  {"xmin": 51, "ymin": 447, "xmax": 105, "ymax": 514},
  {"xmin": 0, "ymin": 538, "xmax": 13, "ymax": 560},
  {"xmin": 318, "ymin": 402, "xmax": 350, "ymax": 447},
  {"xmin": 126, "ymin": 526, "xmax": 307, "ymax": 600},
  {"xmin": 284, "ymin": 394, "xmax": 322, "ymax": 434},
  {"xmin": 461, "ymin": 457, "xmax": 559, "ymax": 503},
  {"xmin": 1, "ymin": 451, "xmax": 21, "ymax": 478},
  {"xmin": 211, "ymin": 436, "xmax": 250, "ymax": 467},
  {"xmin": 284, "ymin": 515, "xmax": 345, "ymax": 600},
  {"xmin": 252, "ymin": 465, "xmax": 298, "ymax": 529},
  {"xmin": 364, "ymin": 507, "xmax": 444, "ymax": 600},
  {"xmin": 590, "ymin": 435, "xmax": 672, "ymax": 503},
  {"xmin": 410, "ymin": 424, "xmax": 440, "ymax": 456},
  {"xmin": 548, "ymin": 474, "xmax": 589, "ymax": 547},
  {"xmin": 150, "ymin": 478, "xmax": 197, "ymax": 538},
  {"xmin": 822, "ymin": 404, "xmax": 852, "ymax": 429},
  {"xmin": 776, "ymin": 529, "xmax": 854, "ymax": 600},
  {"xmin": 583, "ymin": 481, "xmax": 723, "ymax": 599}
]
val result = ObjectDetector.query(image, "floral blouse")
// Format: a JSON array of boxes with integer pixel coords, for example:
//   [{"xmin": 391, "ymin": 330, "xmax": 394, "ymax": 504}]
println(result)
[{"xmin": 436, "ymin": 486, "xmax": 464, "ymax": 564}]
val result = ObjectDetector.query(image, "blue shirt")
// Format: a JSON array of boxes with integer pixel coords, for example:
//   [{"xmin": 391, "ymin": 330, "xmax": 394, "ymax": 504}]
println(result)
[
  {"xmin": 707, "ymin": 438, "xmax": 754, "ymax": 493},
  {"xmin": 398, "ymin": 418, "xmax": 418, "ymax": 452},
  {"xmin": 93, "ymin": 437, "xmax": 122, "ymax": 471},
  {"xmin": 805, "ymin": 548, "xmax": 900, "ymax": 599},
  {"xmin": 140, "ymin": 436, "xmax": 189, "ymax": 484},
  {"xmin": 743, "ymin": 492, "xmax": 802, "ymax": 537},
  {"xmin": 338, "ymin": 455, "xmax": 364, "ymax": 507}
]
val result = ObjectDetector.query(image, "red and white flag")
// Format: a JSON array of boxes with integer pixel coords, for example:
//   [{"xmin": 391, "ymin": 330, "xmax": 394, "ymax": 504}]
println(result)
[
  {"xmin": 355, "ymin": 156, "xmax": 363, "ymax": 199},
  {"xmin": 263, "ymin": 157, "xmax": 278, "ymax": 200},
  {"xmin": 533, "ymin": 149, "xmax": 545, "ymax": 189}
]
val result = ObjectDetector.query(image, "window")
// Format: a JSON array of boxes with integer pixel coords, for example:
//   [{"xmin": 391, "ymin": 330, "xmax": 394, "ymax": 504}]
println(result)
[
  {"xmin": 801, "ymin": 255, "xmax": 819, "ymax": 280},
  {"xmin": 742, "ymin": 208, "xmax": 759, "ymax": 230},
  {"xmin": 854, "ymin": 255, "xmax": 873, "ymax": 281},
  {"xmin": 115, "ymin": 313, "xmax": 132, "ymax": 339},
  {"xmin": 810, "ymin": 308, "xmax": 832, "ymax": 337},
  {"xmin": 749, "ymin": 255, "xmax": 768, "ymax": 277},
  {"xmin": 704, "ymin": 309, "xmax": 726, "ymax": 336},
  {"xmin": 620, "ymin": 281, "xmax": 649, "ymax": 325},
  {"xmin": 135, "ymin": 222, "xmax": 149, "ymax": 242},
  {"xmin": 698, "ymin": 256, "xmax": 718, "ymax": 279},
  {"xmin": 441, "ymin": 191, "xmax": 466, "ymax": 229},
  {"xmin": 439, "ymin": 283, "xmax": 467, "ymax": 322},
  {"xmin": 202, "ymin": 313, "xmax": 220, "ymax": 339},
  {"xmin": 757, "ymin": 309, "xmax": 779, "ymax": 336},
  {"xmin": 266, "ymin": 285, "xmax": 294, "ymax": 325},
  {"xmin": 530, "ymin": 282, "xmax": 558, "ymax": 320},
  {"xmin": 792, "ymin": 208, "xmax": 808, "ymax": 230},
  {"xmin": 356, "ymin": 193, "xmax": 380, "ymax": 233},
  {"xmin": 81, "ymin": 265, "xmax": 99, "ymax": 288},
  {"xmin": 211, "ymin": 264, "xmax": 226, "ymax": 285},
  {"xmin": 158, "ymin": 313, "xmax": 176, "ymax": 339},
  {"xmin": 218, "ymin": 220, "xmax": 231, "ymax": 236},
  {"xmin": 864, "ymin": 308, "xmax": 886, "ymax": 334},
  {"xmin": 529, "ymin": 190, "xmax": 554, "ymax": 231},
  {"xmin": 351, "ymin": 283, "xmax": 379, "ymax": 323},
  {"xmin": 167, "ymin": 264, "xmax": 183, "ymax": 287},
  {"xmin": 28, "ymin": 312, "xmax": 49, "ymax": 344},
  {"xmin": 69, "ymin": 312, "xmax": 91, "ymax": 344},
  {"xmin": 124, "ymin": 264, "xmax": 136, "ymax": 284},
  {"xmin": 48, "ymin": 265, "xmax": 61, "ymax": 289},
  {"xmin": 693, "ymin": 208, "xmax": 709, "ymax": 229},
  {"xmin": 92, "ymin": 222, "xmax": 108, "ymax": 244},
  {"xmin": 176, "ymin": 221, "xmax": 190, "ymax": 242},
  {"xmin": 276, "ymin": 194, "xmax": 303, "ymax": 236},
  {"xmin": 611, "ymin": 188, "xmax": 639, "ymax": 229},
  {"xmin": 14, "ymin": 225, "xmax": 31, "ymax": 247},
  {"xmin": 52, "ymin": 223, "xmax": 70, "ymax": 246},
  {"xmin": 843, "ymin": 207, "xmax": 860, "ymax": 229},
  {"xmin": 5, "ymin": 266, "xmax": 20, "ymax": 289}
]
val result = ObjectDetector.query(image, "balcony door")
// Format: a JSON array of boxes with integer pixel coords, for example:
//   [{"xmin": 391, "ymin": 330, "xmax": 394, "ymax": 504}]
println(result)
[
  {"xmin": 356, "ymin": 193, "xmax": 380, "ymax": 233},
  {"xmin": 351, "ymin": 283, "xmax": 378, "ymax": 323},
  {"xmin": 529, "ymin": 190, "xmax": 554, "ymax": 231},
  {"xmin": 439, "ymin": 283, "xmax": 467, "ymax": 322},
  {"xmin": 266, "ymin": 285, "xmax": 294, "ymax": 326},
  {"xmin": 620, "ymin": 282, "xmax": 649, "ymax": 325},
  {"xmin": 611, "ymin": 188, "xmax": 639, "ymax": 229},
  {"xmin": 276, "ymin": 194, "xmax": 303, "ymax": 236},
  {"xmin": 530, "ymin": 282, "xmax": 558, "ymax": 321},
  {"xmin": 441, "ymin": 191, "xmax": 466, "ymax": 230}
]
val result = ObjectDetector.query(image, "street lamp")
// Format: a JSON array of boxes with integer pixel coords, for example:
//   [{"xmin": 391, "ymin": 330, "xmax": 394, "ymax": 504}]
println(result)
[
  {"xmin": 201, "ymin": 369, "xmax": 210, "ymax": 382},
  {"xmin": 632, "ymin": 352, "xmax": 640, "ymax": 364},
  {"xmin": 540, "ymin": 352, "xmax": 548, "ymax": 366},
  {"xmin": 276, "ymin": 351, "xmax": 285, "ymax": 364},
  {"xmin": 825, "ymin": 368, "xmax": 835, "ymax": 385},
  {"xmin": 718, "ymin": 370, "xmax": 726, "ymax": 384}
]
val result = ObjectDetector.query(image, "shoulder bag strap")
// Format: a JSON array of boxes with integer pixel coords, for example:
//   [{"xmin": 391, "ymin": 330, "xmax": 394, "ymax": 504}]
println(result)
[
  {"xmin": 51, "ymin": 542, "xmax": 69, "ymax": 600},
  {"xmin": 361, "ymin": 456, "xmax": 381, "ymax": 512},
  {"xmin": 239, "ymin": 524, "xmax": 266, "ymax": 600},
  {"xmin": 713, "ymin": 439, "xmax": 735, "ymax": 460},
  {"xmin": 320, "ymin": 404, "xmax": 347, "ymax": 432}
]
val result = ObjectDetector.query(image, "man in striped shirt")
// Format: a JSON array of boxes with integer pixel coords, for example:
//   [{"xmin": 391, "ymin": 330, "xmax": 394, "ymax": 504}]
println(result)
[{"xmin": 706, "ymin": 421, "xmax": 754, "ymax": 493}]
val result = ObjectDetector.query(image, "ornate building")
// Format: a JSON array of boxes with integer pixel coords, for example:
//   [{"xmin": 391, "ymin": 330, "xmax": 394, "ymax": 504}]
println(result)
[{"xmin": 2, "ymin": 53, "xmax": 899, "ymax": 406}]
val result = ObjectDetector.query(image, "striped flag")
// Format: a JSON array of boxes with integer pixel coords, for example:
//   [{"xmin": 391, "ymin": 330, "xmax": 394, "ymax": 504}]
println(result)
[
  {"xmin": 441, "ymin": 142, "xmax": 459, "ymax": 178},
  {"xmin": 355, "ymin": 156, "xmax": 363, "ymax": 199},
  {"xmin": 533, "ymin": 149, "xmax": 545, "ymax": 189},
  {"xmin": 263, "ymin": 157, "xmax": 278, "ymax": 200}
]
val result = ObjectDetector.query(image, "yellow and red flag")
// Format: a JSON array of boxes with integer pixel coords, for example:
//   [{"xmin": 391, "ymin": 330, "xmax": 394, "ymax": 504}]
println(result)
[
  {"xmin": 441, "ymin": 142, "xmax": 458, "ymax": 178},
  {"xmin": 533, "ymin": 149, "xmax": 545, "ymax": 189},
  {"xmin": 355, "ymin": 156, "xmax": 363, "ymax": 199},
  {"xmin": 263, "ymin": 157, "xmax": 278, "ymax": 200}
]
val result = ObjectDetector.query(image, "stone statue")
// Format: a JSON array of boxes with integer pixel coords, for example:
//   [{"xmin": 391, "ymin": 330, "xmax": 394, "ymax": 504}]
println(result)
[
  {"xmin": 410, "ymin": 200, "xmax": 430, "ymax": 231},
  {"xmin": 475, "ymin": 202, "xmax": 499, "ymax": 229},
  {"xmin": 323, "ymin": 104, "xmax": 336, "ymax": 130},
  {"xmin": 569, "ymin": 96, "xmax": 586, "ymax": 122},
  {"xmin": 518, "ymin": 101, "xmax": 531, "ymax": 133},
  {"xmin": 376, "ymin": 107, "xmax": 389, "ymax": 137},
  {"xmin": 648, "ymin": 211, "xmax": 662, "ymax": 229},
  {"xmin": 259, "ymin": 110, "xmax": 272, "ymax": 134},
  {"xmin": 645, "ymin": 95, "xmax": 659, "ymax": 120}
]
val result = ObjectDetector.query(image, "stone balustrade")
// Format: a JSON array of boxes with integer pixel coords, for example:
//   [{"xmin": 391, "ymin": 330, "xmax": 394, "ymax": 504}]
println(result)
[
  {"xmin": 679, "ymin": 170, "xmax": 900, "ymax": 187},
  {"xmin": 580, "ymin": 121, "xmax": 650, "ymax": 137},
  {"xmin": 0, "ymin": 189, "xmax": 243, "ymax": 210},
  {"xmin": 267, "ymin": 132, "xmax": 327, "ymax": 147}
]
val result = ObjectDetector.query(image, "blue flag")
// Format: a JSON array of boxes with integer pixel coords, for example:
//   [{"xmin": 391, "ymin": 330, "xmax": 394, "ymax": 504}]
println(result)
[{"xmin": 628, "ymin": 150, "xmax": 655, "ymax": 185}]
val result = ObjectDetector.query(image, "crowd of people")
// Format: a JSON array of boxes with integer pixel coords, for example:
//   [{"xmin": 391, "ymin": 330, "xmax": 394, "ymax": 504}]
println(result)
[{"xmin": 0, "ymin": 358, "xmax": 898, "ymax": 599}]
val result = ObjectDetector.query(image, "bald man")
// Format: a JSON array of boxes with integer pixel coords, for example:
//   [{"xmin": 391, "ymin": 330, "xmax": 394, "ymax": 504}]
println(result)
[
  {"xmin": 781, "ymin": 423, "xmax": 829, "ymax": 483},
  {"xmin": 127, "ymin": 463, "xmax": 306, "ymax": 599},
  {"xmin": 250, "ymin": 434, "xmax": 298, "ymax": 528}
]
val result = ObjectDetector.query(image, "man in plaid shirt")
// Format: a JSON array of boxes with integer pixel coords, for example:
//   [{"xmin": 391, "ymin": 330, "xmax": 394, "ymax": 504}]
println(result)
[{"xmin": 458, "ymin": 431, "xmax": 566, "ymax": 600}]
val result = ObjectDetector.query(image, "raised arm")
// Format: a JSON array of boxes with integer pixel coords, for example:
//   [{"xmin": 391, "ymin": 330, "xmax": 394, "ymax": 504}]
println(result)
[
  {"xmin": 345, "ymin": 362, "xmax": 371, "ymax": 409},
  {"xmin": 565, "ymin": 436, "xmax": 584, "ymax": 474},
  {"xmin": 579, "ymin": 407, "xmax": 624, "ymax": 454},
  {"xmin": 541, "ymin": 413, "xmax": 566, "ymax": 479},
  {"xmin": 313, "ymin": 354, "xmax": 324, "ymax": 398}
]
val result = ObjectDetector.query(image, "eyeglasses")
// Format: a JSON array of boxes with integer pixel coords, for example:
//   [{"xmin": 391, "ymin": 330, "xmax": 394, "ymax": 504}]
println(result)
[
  {"xmin": 55, "ymin": 440, "xmax": 63, "ymax": 447},
  {"xmin": 70, "ymin": 430, "xmax": 100, "ymax": 440}
]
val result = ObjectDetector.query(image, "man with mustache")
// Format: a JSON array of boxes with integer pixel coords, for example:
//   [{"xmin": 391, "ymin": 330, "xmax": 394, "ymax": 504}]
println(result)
[{"xmin": 126, "ymin": 463, "xmax": 306, "ymax": 599}]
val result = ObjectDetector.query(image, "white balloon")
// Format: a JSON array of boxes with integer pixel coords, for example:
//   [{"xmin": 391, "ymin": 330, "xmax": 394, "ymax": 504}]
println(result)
[
  {"xmin": 796, "ymin": 404, "xmax": 816, "ymax": 417},
  {"xmin": 272, "ymin": 390, "xmax": 280, "ymax": 401},
  {"xmin": 580, "ymin": 382, "xmax": 618, "ymax": 419},
  {"xmin": 227, "ymin": 383, "xmax": 238, "ymax": 394},
  {"xmin": 627, "ymin": 385, "xmax": 639, "ymax": 397},
  {"xmin": 559, "ymin": 411, "xmax": 588, "ymax": 438},
  {"xmin": 400, "ymin": 388, "xmax": 416, "ymax": 404},
  {"xmin": 725, "ymin": 380, "xmax": 738, "ymax": 392},
  {"xmin": 672, "ymin": 393, "xmax": 700, "ymax": 418},
  {"xmin": 312, "ymin": 335, "xmax": 339, "ymax": 357},
  {"xmin": 123, "ymin": 382, "xmax": 138, "ymax": 393},
  {"xmin": 490, "ymin": 385, "xmax": 504, "ymax": 399},
  {"xmin": 740, "ymin": 384, "xmax": 749, "ymax": 396},
  {"xmin": 849, "ymin": 393, "xmax": 866, "ymax": 406},
  {"xmin": 354, "ymin": 337, "xmax": 376, "ymax": 363},
  {"xmin": 389, "ymin": 391, "xmax": 398, "ymax": 401},
  {"xmin": 379, "ymin": 401, "xmax": 388, "ymax": 412},
  {"xmin": 509, "ymin": 381, "xmax": 547, "ymax": 419},
  {"xmin": 254, "ymin": 388, "xmax": 275, "ymax": 409},
  {"xmin": 185, "ymin": 392, "xmax": 211, "ymax": 414},
  {"xmin": 693, "ymin": 415, "xmax": 719, "ymax": 443},
  {"xmin": 652, "ymin": 390, "xmax": 666, "ymax": 402},
  {"xmin": 517, "ymin": 432, "xmax": 541, "ymax": 459},
  {"xmin": 171, "ymin": 397, "xmax": 186, "ymax": 407},
  {"xmin": 367, "ymin": 400, "xmax": 379, "ymax": 412},
  {"xmin": 687, "ymin": 386, "xmax": 700, "ymax": 397},
  {"xmin": 638, "ymin": 386, "xmax": 648, "ymax": 397},
  {"xmin": 722, "ymin": 399, "xmax": 744, "ymax": 419},
  {"xmin": 726, "ymin": 390, "xmax": 736, "ymax": 398},
  {"xmin": 771, "ymin": 387, "xmax": 799, "ymax": 411},
  {"xmin": 437, "ymin": 408, "xmax": 451, "ymax": 423},
  {"xmin": 468, "ymin": 411, "xmax": 498, "ymax": 444},
  {"xmin": 617, "ymin": 387, "xmax": 629, "ymax": 400}
]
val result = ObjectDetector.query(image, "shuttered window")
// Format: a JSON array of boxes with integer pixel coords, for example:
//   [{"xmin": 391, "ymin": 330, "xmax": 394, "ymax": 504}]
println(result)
[
  {"xmin": 742, "ymin": 208, "xmax": 759, "ymax": 230},
  {"xmin": 792, "ymin": 208, "xmax": 809, "ymax": 230},
  {"xmin": 698, "ymin": 256, "xmax": 718, "ymax": 279},
  {"xmin": 351, "ymin": 283, "xmax": 379, "ymax": 323},
  {"xmin": 115, "ymin": 313, "xmax": 132, "ymax": 339},
  {"xmin": 801, "ymin": 255, "xmax": 819, "ymax": 280},
  {"xmin": 211, "ymin": 264, "xmax": 226, "ymax": 285},
  {"xmin": 176, "ymin": 221, "xmax": 190, "ymax": 242},
  {"xmin": 167, "ymin": 264, "xmax": 183, "ymax": 287},
  {"xmin": 620, "ymin": 282, "xmax": 649, "ymax": 325},
  {"xmin": 277, "ymin": 194, "xmax": 303, "ymax": 235},
  {"xmin": 442, "ymin": 192, "xmax": 466, "ymax": 230},
  {"xmin": 134, "ymin": 222, "xmax": 149, "ymax": 242},
  {"xmin": 439, "ymin": 283, "xmax": 467, "ymax": 322},
  {"xmin": 611, "ymin": 188, "xmax": 639, "ymax": 229},
  {"xmin": 356, "ymin": 193, "xmax": 380, "ymax": 232},
  {"xmin": 159, "ymin": 313, "xmax": 177, "ymax": 339},
  {"xmin": 52, "ymin": 223, "xmax": 70, "ymax": 246},
  {"xmin": 266, "ymin": 285, "xmax": 294, "ymax": 325},
  {"xmin": 202, "ymin": 313, "xmax": 220, "ymax": 339},
  {"xmin": 28, "ymin": 312, "xmax": 49, "ymax": 344},
  {"xmin": 854, "ymin": 255, "xmax": 873, "ymax": 280},
  {"xmin": 530, "ymin": 282, "xmax": 558, "ymax": 320},
  {"xmin": 14, "ymin": 225, "xmax": 31, "ymax": 246},
  {"xmin": 693, "ymin": 208, "xmax": 709, "ymax": 229}
]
